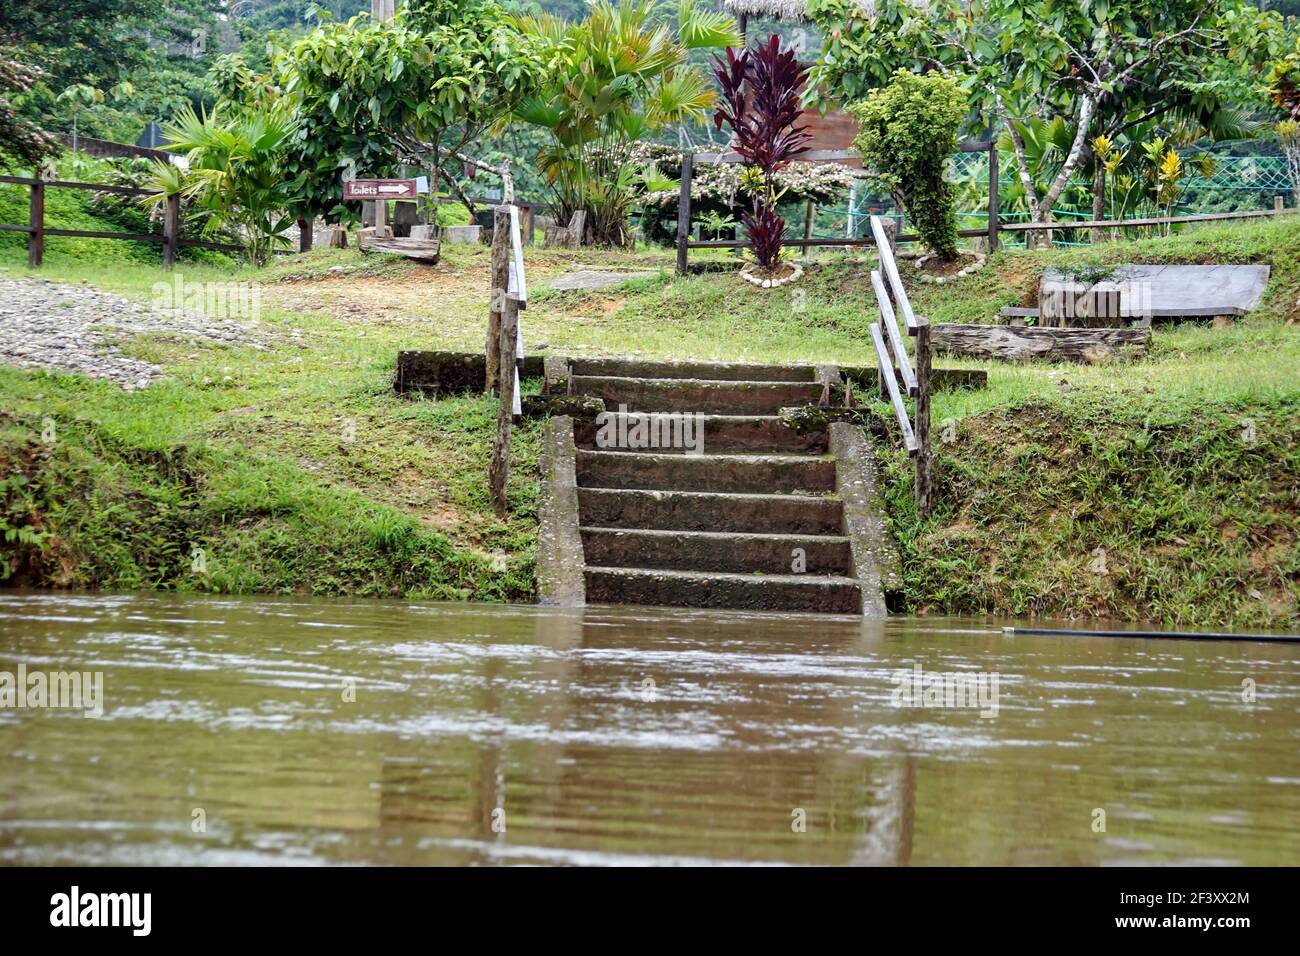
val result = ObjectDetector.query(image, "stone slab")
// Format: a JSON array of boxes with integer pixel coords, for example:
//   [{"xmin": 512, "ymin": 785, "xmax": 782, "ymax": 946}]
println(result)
[
  {"xmin": 537, "ymin": 416, "xmax": 586, "ymax": 607},
  {"xmin": 548, "ymin": 270, "xmax": 659, "ymax": 293}
]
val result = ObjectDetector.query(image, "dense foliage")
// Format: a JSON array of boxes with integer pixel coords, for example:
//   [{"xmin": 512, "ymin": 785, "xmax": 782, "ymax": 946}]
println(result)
[
  {"xmin": 850, "ymin": 70, "xmax": 965, "ymax": 260},
  {"xmin": 0, "ymin": 50, "xmax": 57, "ymax": 168},
  {"xmin": 145, "ymin": 105, "xmax": 297, "ymax": 264},
  {"xmin": 276, "ymin": 2, "xmax": 542, "ymax": 221},
  {"xmin": 805, "ymin": 0, "xmax": 1295, "ymax": 227},
  {"xmin": 636, "ymin": 142, "xmax": 856, "ymax": 245},
  {"xmin": 513, "ymin": 0, "xmax": 737, "ymax": 246}
]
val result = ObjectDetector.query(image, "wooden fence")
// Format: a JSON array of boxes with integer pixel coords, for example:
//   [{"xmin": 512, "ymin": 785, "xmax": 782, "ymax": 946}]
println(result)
[
  {"xmin": 865, "ymin": 214, "xmax": 933, "ymax": 518},
  {"xmin": 1, "ymin": 175, "xmax": 242, "ymax": 268},
  {"xmin": 675, "ymin": 145, "xmax": 1296, "ymax": 274},
  {"xmin": 677, "ymin": 142, "xmax": 998, "ymax": 274}
]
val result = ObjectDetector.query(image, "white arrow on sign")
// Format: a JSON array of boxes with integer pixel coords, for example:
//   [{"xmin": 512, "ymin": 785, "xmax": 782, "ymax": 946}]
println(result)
[{"xmin": 377, "ymin": 185, "xmax": 409, "ymax": 194}]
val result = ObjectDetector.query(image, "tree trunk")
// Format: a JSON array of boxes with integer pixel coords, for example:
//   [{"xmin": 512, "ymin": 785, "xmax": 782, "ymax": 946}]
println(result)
[{"xmin": 1091, "ymin": 163, "xmax": 1105, "ymax": 244}]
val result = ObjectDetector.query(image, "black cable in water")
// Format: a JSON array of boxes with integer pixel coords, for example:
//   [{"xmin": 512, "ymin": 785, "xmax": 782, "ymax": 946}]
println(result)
[{"xmin": 1002, "ymin": 626, "xmax": 1300, "ymax": 645}]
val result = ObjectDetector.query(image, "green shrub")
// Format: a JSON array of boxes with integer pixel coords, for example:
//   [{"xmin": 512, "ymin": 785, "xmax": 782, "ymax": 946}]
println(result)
[{"xmin": 849, "ymin": 69, "xmax": 966, "ymax": 260}]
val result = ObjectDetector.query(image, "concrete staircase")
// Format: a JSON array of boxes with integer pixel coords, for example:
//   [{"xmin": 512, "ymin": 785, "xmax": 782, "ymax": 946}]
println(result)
[{"xmin": 539, "ymin": 358, "xmax": 901, "ymax": 615}]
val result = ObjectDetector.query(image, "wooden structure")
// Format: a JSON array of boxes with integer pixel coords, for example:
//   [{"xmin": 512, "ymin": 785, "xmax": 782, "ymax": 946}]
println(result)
[
  {"xmin": 486, "ymin": 203, "xmax": 528, "ymax": 516},
  {"xmin": 358, "ymin": 235, "xmax": 441, "ymax": 262},
  {"xmin": 865, "ymin": 214, "xmax": 933, "ymax": 517},
  {"xmin": 932, "ymin": 324, "xmax": 1151, "ymax": 363},
  {"xmin": 1, "ymin": 174, "xmax": 241, "ymax": 269}
]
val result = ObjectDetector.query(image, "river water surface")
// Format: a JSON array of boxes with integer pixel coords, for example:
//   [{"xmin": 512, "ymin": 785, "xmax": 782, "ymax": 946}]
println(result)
[{"xmin": 0, "ymin": 591, "xmax": 1296, "ymax": 866}]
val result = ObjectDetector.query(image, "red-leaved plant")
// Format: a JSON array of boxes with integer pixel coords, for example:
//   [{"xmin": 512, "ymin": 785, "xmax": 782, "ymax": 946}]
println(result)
[{"xmin": 712, "ymin": 35, "xmax": 811, "ymax": 272}]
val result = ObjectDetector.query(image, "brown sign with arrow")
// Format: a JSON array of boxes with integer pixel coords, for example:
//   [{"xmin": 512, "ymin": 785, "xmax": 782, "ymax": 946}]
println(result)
[{"xmin": 343, "ymin": 179, "xmax": 419, "ymax": 201}]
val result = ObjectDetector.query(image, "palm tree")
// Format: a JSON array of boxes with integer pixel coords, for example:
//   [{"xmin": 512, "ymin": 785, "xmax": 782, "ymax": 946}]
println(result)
[
  {"xmin": 513, "ymin": 0, "xmax": 739, "ymax": 246},
  {"xmin": 144, "ymin": 105, "xmax": 297, "ymax": 265}
]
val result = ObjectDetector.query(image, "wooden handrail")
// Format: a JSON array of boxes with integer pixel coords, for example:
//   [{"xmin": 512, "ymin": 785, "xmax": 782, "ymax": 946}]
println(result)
[
  {"xmin": 507, "ymin": 204, "xmax": 527, "ymax": 308},
  {"xmin": 865, "ymin": 214, "xmax": 933, "ymax": 515},
  {"xmin": 870, "ymin": 269, "xmax": 916, "ymax": 396},
  {"xmin": 869, "ymin": 323, "xmax": 918, "ymax": 455},
  {"xmin": 870, "ymin": 216, "xmax": 922, "ymax": 333},
  {"xmin": 999, "ymin": 205, "xmax": 1296, "ymax": 232}
]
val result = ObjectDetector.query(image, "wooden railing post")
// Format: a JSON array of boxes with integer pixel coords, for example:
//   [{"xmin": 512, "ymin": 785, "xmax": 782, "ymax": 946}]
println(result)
[
  {"xmin": 27, "ymin": 179, "xmax": 44, "ymax": 268},
  {"xmin": 485, "ymin": 204, "xmax": 510, "ymax": 393},
  {"xmin": 676, "ymin": 152, "xmax": 693, "ymax": 276},
  {"xmin": 914, "ymin": 321, "xmax": 933, "ymax": 518},
  {"xmin": 162, "ymin": 192, "xmax": 180, "ymax": 270},
  {"xmin": 987, "ymin": 142, "xmax": 999, "ymax": 253},
  {"xmin": 488, "ymin": 203, "xmax": 525, "ymax": 518}
]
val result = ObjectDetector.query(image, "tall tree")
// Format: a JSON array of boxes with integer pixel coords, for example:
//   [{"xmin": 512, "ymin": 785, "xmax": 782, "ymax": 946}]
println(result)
[
  {"xmin": 274, "ymin": 0, "xmax": 543, "ymax": 221},
  {"xmin": 804, "ymin": 0, "xmax": 1290, "ymax": 232}
]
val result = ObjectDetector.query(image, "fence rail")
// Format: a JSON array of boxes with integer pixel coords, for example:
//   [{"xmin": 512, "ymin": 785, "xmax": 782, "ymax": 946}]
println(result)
[{"xmin": 0, "ymin": 175, "xmax": 243, "ymax": 267}]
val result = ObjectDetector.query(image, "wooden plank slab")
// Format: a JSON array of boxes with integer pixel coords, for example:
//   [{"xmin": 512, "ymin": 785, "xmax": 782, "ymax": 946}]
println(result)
[
  {"xmin": 933, "ymin": 324, "xmax": 1151, "ymax": 362},
  {"xmin": 359, "ymin": 236, "xmax": 441, "ymax": 262}
]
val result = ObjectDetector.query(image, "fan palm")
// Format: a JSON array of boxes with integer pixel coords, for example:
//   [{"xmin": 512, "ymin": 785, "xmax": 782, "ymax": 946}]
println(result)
[
  {"xmin": 144, "ymin": 105, "xmax": 297, "ymax": 265},
  {"xmin": 514, "ymin": 0, "xmax": 739, "ymax": 245}
]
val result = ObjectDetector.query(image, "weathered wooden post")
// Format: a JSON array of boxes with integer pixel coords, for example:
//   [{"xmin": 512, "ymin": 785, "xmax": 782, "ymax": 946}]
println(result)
[
  {"xmin": 1275, "ymin": 195, "xmax": 1285, "ymax": 213},
  {"xmin": 162, "ymin": 191, "xmax": 180, "ymax": 271},
  {"xmin": 27, "ymin": 178, "xmax": 44, "ymax": 268},
  {"xmin": 676, "ymin": 152, "xmax": 693, "ymax": 276},
  {"xmin": 987, "ymin": 143, "xmax": 999, "ymax": 252},
  {"xmin": 914, "ymin": 319, "xmax": 934, "ymax": 518},
  {"xmin": 488, "ymin": 204, "xmax": 522, "ymax": 517},
  {"xmin": 298, "ymin": 218, "xmax": 313, "ymax": 252},
  {"xmin": 485, "ymin": 204, "xmax": 510, "ymax": 393},
  {"xmin": 488, "ymin": 291, "xmax": 519, "ymax": 517}
]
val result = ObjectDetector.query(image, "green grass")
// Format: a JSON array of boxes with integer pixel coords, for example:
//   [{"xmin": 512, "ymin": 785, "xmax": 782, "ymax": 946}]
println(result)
[{"xmin": 0, "ymin": 214, "xmax": 1297, "ymax": 625}]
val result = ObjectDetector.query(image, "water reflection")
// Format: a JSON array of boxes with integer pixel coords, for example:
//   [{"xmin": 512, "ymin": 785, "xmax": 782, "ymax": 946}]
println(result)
[{"xmin": 0, "ymin": 592, "xmax": 1296, "ymax": 865}]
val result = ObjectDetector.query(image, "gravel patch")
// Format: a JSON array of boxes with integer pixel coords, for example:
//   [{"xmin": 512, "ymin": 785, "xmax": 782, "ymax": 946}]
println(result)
[{"xmin": 0, "ymin": 277, "xmax": 274, "ymax": 390}]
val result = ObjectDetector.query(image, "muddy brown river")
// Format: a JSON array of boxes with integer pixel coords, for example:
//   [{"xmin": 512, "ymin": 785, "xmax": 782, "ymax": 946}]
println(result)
[{"xmin": 0, "ymin": 592, "xmax": 1296, "ymax": 865}]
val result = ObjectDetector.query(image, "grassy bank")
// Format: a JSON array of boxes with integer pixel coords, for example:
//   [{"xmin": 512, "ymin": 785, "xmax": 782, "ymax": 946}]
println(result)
[{"xmin": 0, "ymin": 213, "xmax": 1297, "ymax": 626}]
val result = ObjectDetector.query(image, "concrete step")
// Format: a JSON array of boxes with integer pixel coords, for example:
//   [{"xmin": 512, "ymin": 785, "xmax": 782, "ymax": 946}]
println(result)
[
  {"xmin": 580, "ymin": 527, "xmax": 851, "ymax": 575},
  {"xmin": 570, "ymin": 376, "xmax": 824, "ymax": 414},
  {"xmin": 584, "ymin": 566, "xmax": 863, "ymax": 613},
  {"xmin": 573, "ymin": 413, "xmax": 827, "ymax": 455},
  {"xmin": 576, "ymin": 450, "xmax": 836, "ymax": 494},
  {"xmin": 577, "ymin": 488, "xmax": 844, "ymax": 535},
  {"xmin": 570, "ymin": 357, "xmax": 818, "ymax": 382}
]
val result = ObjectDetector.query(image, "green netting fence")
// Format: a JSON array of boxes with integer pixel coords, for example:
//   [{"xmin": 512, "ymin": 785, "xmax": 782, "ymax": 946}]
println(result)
[{"xmin": 799, "ymin": 150, "xmax": 1295, "ymax": 248}]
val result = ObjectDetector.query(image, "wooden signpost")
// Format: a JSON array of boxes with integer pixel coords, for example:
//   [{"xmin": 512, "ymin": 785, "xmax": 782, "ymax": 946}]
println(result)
[
  {"xmin": 342, "ymin": 179, "xmax": 419, "ymax": 202},
  {"xmin": 342, "ymin": 179, "xmax": 440, "ymax": 261}
]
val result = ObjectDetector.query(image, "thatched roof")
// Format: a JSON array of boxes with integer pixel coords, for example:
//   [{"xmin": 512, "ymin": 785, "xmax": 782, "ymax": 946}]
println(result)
[
  {"xmin": 721, "ymin": 0, "xmax": 812, "ymax": 22},
  {"xmin": 722, "ymin": 0, "xmax": 880, "ymax": 24}
]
